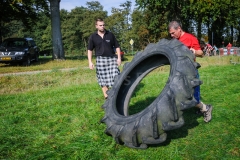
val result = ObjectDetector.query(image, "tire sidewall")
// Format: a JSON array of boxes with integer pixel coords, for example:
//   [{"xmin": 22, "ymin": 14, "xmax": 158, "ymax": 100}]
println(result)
[{"xmin": 105, "ymin": 45, "xmax": 178, "ymax": 124}]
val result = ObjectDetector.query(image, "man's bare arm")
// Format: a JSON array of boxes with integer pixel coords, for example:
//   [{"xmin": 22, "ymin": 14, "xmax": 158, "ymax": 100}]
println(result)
[
  {"xmin": 88, "ymin": 50, "xmax": 94, "ymax": 69},
  {"xmin": 115, "ymin": 47, "xmax": 121, "ymax": 66}
]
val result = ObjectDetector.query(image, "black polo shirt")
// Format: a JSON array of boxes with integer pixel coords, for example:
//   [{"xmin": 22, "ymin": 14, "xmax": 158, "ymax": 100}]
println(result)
[{"xmin": 88, "ymin": 30, "xmax": 120, "ymax": 57}]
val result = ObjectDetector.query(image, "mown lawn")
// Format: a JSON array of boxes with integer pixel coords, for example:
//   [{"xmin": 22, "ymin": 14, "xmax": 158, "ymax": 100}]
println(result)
[{"xmin": 0, "ymin": 55, "xmax": 239, "ymax": 159}]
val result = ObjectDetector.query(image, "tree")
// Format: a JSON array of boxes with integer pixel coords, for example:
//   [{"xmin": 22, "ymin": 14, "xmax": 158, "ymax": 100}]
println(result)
[
  {"xmin": 188, "ymin": 0, "xmax": 240, "ymax": 46},
  {"xmin": 49, "ymin": 0, "xmax": 65, "ymax": 59},
  {"xmin": 130, "ymin": 9, "xmax": 148, "ymax": 50},
  {"xmin": 135, "ymin": 0, "xmax": 240, "ymax": 47},
  {"xmin": 106, "ymin": 8, "xmax": 125, "ymax": 46},
  {"xmin": 119, "ymin": 1, "xmax": 132, "ymax": 50},
  {"xmin": 135, "ymin": 0, "xmax": 191, "ymax": 43},
  {"xmin": 33, "ymin": 12, "xmax": 51, "ymax": 52},
  {"xmin": 61, "ymin": 7, "xmax": 86, "ymax": 55},
  {"xmin": 0, "ymin": 0, "xmax": 49, "ymax": 43}
]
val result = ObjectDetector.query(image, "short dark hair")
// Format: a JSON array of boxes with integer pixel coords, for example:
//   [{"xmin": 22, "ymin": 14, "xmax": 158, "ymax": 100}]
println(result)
[
  {"xmin": 95, "ymin": 18, "xmax": 104, "ymax": 25},
  {"xmin": 168, "ymin": 21, "xmax": 182, "ymax": 30}
]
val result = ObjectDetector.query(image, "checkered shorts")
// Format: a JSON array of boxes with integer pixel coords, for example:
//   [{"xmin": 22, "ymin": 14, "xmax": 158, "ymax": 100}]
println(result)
[{"xmin": 96, "ymin": 56, "xmax": 120, "ymax": 87}]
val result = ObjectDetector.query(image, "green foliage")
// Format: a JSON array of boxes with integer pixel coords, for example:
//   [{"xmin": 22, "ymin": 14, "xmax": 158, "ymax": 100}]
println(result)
[
  {"xmin": 129, "ymin": 9, "xmax": 147, "ymax": 50},
  {"xmin": 135, "ymin": 0, "xmax": 240, "ymax": 47},
  {"xmin": 134, "ymin": 0, "xmax": 195, "ymax": 44},
  {"xmin": 0, "ymin": 0, "xmax": 49, "ymax": 42},
  {"xmin": 2, "ymin": 0, "xmax": 240, "ymax": 54}
]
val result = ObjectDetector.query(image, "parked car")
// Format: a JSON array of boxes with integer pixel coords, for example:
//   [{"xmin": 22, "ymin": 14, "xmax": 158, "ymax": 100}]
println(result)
[{"xmin": 0, "ymin": 38, "xmax": 40, "ymax": 66}]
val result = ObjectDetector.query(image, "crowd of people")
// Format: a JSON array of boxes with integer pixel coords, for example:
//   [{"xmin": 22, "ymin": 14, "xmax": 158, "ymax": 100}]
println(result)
[
  {"xmin": 201, "ymin": 41, "xmax": 233, "ymax": 56},
  {"xmin": 202, "ymin": 43, "xmax": 218, "ymax": 56}
]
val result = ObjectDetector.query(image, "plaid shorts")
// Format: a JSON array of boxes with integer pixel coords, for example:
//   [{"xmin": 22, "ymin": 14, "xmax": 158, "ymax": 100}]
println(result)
[{"xmin": 96, "ymin": 56, "xmax": 120, "ymax": 87}]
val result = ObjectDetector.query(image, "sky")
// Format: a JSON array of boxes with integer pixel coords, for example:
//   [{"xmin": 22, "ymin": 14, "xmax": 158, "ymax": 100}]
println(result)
[{"xmin": 60, "ymin": 0, "xmax": 136, "ymax": 15}]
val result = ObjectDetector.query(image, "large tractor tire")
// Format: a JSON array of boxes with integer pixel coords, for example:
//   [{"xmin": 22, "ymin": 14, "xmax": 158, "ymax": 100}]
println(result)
[{"xmin": 101, "ymin": 39, "xmax": 202, "ymax": 149}]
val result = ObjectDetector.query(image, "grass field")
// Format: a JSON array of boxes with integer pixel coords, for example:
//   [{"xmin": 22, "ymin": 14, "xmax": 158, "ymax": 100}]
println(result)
[{"xmin": 0, "ymin": 55, "xmax": 240, "ymax": 159}]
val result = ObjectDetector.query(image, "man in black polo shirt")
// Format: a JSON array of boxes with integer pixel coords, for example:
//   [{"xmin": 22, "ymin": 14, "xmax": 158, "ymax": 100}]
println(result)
[{"xmin": 88, "ymin": 18, "xmax": 121, "ymax": 99}]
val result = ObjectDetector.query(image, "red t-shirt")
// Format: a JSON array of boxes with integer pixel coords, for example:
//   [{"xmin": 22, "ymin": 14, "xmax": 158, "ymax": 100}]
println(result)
[
  {"xmin": 227, "ymin": 43, "xmax": 232, "ymax": 49},
  {"xmin": 179, "ymin": 33, "xmax": 201, "ymax": 50}
]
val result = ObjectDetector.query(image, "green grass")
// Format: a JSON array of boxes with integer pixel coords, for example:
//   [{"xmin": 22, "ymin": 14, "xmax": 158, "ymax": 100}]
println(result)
[
  {"xmin": 0, "ymin": 55, "xmax": 240, "ymax": 159},
  {"xmin": 0, "ymin": 56, "xmax": 90, "ymax": 74}
]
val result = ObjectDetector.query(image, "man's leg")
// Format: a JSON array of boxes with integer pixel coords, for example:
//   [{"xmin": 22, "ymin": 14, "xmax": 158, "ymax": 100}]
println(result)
[
  {"xmin": 102, "ymin": 86, "xmax": 108, "ymax": 99},
  {"xmin": 194, "ymin": 70, "xmax": 213, "ymax": 122},
  {"xmin": 196, "ymin": 102, "xmax": 213, "ymax": 123},
  {"xmin": 194, "ymin": 85, "xmax": 213, "ymax": 122}
]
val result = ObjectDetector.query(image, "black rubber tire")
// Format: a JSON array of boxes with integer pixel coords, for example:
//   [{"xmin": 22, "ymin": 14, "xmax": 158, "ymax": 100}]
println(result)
[{"xmin": 101, "ymin": 39, "xmax": 202, "ymax": 149}]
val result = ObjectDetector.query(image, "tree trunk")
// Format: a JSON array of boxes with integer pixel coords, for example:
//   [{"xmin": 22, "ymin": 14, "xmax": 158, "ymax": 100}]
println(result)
[
  {"xmin": 0, "ymin": 22, "xmax": 2, "ymax": 44},
  {"xmin": 0, "ymin": 11, "xmax": 2, "ymax": 43},
  {"xmin": 230, "ymin": 25, "xmax": 234, "ymax": 44},
  {"xmin": 197, "ymin": 18, "xmax": 202, "ymax": 40},
  {"xmin": 49, "ymin": 0, "xmax": 65, "ymax": 60}
]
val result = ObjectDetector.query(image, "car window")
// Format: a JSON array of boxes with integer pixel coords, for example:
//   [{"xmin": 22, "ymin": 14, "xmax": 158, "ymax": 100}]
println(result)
[
  {"xmin": 0, "ymin": 41, "xmax": 7, "ymax": 47},
  {"xmin": 15, "ymin": 40, "xmax": 28, "ymax": 47},
  {"xmin": 30, "ymin": 40, "xmax": 36, "ymax": 46},
  {"xmin": 1, "ymin": 39, "xmax": 36, "ymax": 48},
  {"xmin": 2, "ymin": 40, "xmax": 28, "ymax": 47},
  {"xmin": 7, "ymin": 41, "xmax": 16, "ymax": 47}
]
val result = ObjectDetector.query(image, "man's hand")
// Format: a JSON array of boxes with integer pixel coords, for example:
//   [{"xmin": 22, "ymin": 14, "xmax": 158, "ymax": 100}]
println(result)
[
  {"xmin": 117, "ymin": 58, "xmax": 121, "ymax": 66},
  {"xmin": 88, "ymin": 50, "xmax": 94, "ymax": 69},
  {"xmin": 89, "ymin": 62, "xmax": 94, "ymax": 70},
  {"xmin": 190, "ymin": 48, "xmax": 196, "ymax": 54},
  {"xmin": 190, "ymin": 48, "xmax": 204, "ymax": 57},
  {"xmin": 115, "ymin": 47, "xmax": 121, "ymax": 66}
]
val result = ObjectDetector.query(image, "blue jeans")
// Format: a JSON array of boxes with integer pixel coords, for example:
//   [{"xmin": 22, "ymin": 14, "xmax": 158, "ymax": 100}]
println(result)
[{"xmin": 194, "ymin": 70, "xmax": 200, "ymax": 104}]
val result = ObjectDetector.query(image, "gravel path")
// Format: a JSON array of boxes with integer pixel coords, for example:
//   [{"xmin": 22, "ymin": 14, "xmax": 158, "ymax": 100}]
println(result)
[{"xmin": 0, "ymin": 68, "xmax": 78, "ymax": 77}]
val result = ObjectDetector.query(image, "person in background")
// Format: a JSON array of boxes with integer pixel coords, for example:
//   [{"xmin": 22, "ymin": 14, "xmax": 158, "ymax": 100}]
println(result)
[
  {"xmin": 205, "ymin": 43, "xmax": 214, "ymax": 56},
  {"xmin": 88, "ymin": 18, "xmax": 121, "ymax": 99},
  {"xmin": 168, "ymin": 20, "xmax": 213, "ymax": 123},
  {"xmin": 226, "ymin": 42, "xmax": 232, "ymax": 55},
  {"xmin": 227, "ymin": 42, "xmax": 232, "ymax": 48},
  {"xmin": 213, "ymin": 44, "xmax": 219, "ymax": 56}
]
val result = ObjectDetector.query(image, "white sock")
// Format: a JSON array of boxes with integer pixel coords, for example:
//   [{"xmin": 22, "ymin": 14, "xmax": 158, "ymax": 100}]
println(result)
[{"xmin": 200, "ymin": 102, "xmax": 207, "ymax": 112}]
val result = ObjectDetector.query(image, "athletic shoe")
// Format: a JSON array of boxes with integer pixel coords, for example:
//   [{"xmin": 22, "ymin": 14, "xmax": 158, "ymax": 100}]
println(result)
[{"xmin": 203, "ymin": 105, "xmax": 213, "ymax": 122}]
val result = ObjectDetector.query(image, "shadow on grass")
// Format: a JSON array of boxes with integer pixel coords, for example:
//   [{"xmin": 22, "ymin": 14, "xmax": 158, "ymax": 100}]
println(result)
[
  {"xmin": 128, "ymin": 83, "xmax": 152, "ymax": 115},
  {"xmin": 39, "ymin": 55, "xmax": 89, "ymax": 61},
  {"xmin": 149, "ymin": 107, "xmax": 201, "ymax": 148},
  {"xmin": 128, "ymin": 95, "xmax": 201, "ymax": 148},
  {"xmin": 128, "ymin": 82, "xmax": 165, "ymax": 115}
]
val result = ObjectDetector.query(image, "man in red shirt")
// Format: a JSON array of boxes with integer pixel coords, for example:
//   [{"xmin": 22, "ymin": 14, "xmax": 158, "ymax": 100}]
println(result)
[
  {"xmin": 226, "ymin": 42, "xmax": 232, "ymax": 55},
  {"xmin": 168, "ymin": 21, "xmax": 213, "ymax": 122},
  {"xmin": 227, "ymin": 42, "xmax": 232, "ymax": 48}
]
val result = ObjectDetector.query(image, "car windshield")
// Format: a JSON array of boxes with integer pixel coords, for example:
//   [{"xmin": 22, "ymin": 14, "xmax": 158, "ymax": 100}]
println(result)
[{"xmin": 1, "ymin": 40, "xmax": 28, "ymax": 48}]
